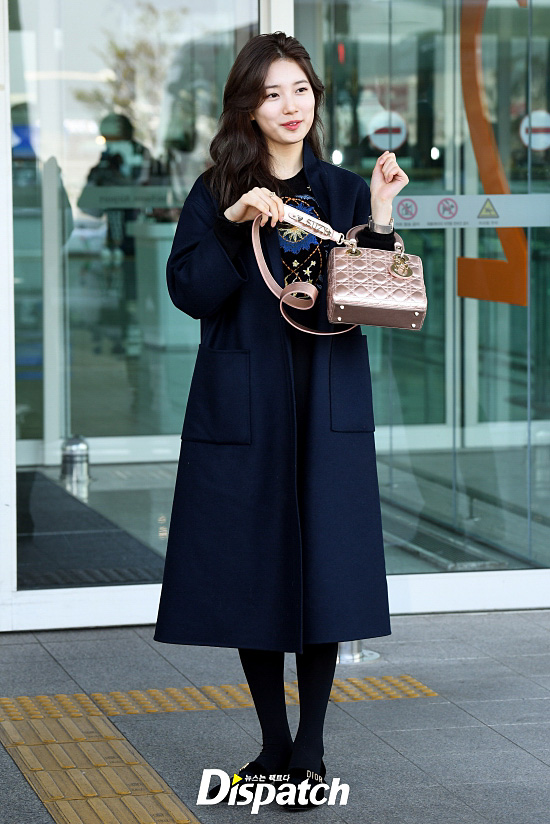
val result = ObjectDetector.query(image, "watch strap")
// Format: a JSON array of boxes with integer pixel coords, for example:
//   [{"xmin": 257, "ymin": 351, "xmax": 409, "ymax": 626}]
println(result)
[{"xmin": 368, "ymin": 214, "xmax": 394, "ymax": 234}]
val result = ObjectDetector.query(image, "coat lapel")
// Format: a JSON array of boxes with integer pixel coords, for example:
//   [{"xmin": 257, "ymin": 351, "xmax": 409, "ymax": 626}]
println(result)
[
  {"xmin": 303, "ymin": 140, "xmax": 355, "ymax": 238},
  {"xmin": 302, "ymin": 140, "xmax": 331, "ymax": 222}
]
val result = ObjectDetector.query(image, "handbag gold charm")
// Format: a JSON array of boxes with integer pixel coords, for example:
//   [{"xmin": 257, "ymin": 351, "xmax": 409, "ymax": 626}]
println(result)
[
  {"xmin": 345, "ymin": 238, "xmax": 362, "ymax": 257},
  {"xmin": 390, "ymin": 251, "xmax": 413, "ymax": 277}
]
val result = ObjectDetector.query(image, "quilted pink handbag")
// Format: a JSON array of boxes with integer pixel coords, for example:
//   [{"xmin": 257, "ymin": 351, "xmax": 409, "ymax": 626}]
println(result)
[{"xmin": 252, "ymin": 204, "xmax": 427, "ymax": 336}]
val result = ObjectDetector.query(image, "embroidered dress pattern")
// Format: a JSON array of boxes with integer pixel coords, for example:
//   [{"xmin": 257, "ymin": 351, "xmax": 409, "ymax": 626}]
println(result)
[{"xmin": 277, "ymin": 193, "xmax": 330, "ymax": 300}]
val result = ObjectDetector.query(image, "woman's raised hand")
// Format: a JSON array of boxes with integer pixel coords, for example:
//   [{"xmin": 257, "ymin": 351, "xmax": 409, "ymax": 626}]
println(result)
[
  {"xmin": 224, "ymin": 187, "xmax": 285, "ymax": 228},
  {"xmin": 370, "ymin": 151, "xmax": 409, "ymax": 203}
]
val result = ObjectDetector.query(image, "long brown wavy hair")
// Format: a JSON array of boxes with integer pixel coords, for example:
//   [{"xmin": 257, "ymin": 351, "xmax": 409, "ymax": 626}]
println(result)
[{"xmin": 205, "ymin": 32, "xmax": 325, "ymax": 213}]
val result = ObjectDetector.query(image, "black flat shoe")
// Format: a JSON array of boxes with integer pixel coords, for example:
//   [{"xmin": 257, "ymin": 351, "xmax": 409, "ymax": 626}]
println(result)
[
  {"xmin": 206, "ymin": 759, "xmax": 285, "ymax": 802},
  {"xmin": 284, "ymin": 759, "xmax": 327, "ymax": 812}
]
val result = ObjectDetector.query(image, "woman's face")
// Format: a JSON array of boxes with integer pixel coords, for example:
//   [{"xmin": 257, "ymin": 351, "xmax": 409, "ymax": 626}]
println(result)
[{"xmin": 251, "ymin": 58, "xmax": 315, "ymax": 152}]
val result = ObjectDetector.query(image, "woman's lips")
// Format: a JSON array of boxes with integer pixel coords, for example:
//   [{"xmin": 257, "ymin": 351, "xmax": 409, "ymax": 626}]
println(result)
[{"xmin": 281, "ymin": 120, "xmax": 302, "ymax": 131}]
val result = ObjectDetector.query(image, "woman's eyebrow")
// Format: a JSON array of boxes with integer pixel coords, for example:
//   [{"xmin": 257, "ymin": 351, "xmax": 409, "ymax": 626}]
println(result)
[{"xmin": 264, "ymin": 79, "xmax": 310, "ymax": 89}]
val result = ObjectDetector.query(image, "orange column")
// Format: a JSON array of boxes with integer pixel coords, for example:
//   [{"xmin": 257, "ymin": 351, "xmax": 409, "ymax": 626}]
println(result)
[{"xmin": 457, "ymin": 0, "xmax": 528, "ymax": 306}]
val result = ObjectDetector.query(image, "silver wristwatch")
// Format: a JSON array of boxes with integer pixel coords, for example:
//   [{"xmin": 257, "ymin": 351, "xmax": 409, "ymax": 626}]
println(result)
[{"xmin": 367, "ymin": 214, "xmax": 394, "ymax": 234}]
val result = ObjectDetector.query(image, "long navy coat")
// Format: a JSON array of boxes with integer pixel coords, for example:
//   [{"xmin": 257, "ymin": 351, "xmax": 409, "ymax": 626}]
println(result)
[{"xmin": 154, "ymin": 141, "xmax": 392, "ymax": 653}]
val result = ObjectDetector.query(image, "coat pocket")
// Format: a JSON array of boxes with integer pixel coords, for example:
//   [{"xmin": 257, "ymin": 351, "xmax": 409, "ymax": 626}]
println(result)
[
  {"xmin": 329, "ymin": 333, "xmax": 376, "ymax": 432},
  {"xmin": 181, "ymin": 345, "xmax": 251, "ymax": 444}
]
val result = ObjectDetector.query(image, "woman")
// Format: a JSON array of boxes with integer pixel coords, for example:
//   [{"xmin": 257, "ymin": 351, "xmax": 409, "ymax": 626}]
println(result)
[{"xmin": 154, "ymin": 31, "xmax": 409, "ymax": 810}]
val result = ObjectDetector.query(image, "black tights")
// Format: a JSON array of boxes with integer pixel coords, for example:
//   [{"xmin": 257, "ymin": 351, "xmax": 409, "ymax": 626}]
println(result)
[
  {"xmin": 237, "ymin": 330, "xmax": 337, "ymax": 771},
  {"xmin": 238, "ymin": 642, "xmax": 338, "ymax": 773}
]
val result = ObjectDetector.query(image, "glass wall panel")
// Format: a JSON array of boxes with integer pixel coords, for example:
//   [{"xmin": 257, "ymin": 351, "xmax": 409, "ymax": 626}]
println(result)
[
  {"xmin": 10, "ymin": 0, "xmax": 550, "ymax": 596},
  {"xmin": 10, "ymin": 0, "xmax": 257, "ymax": 589},
  {"xmin": 296, "ymin": 0, "xmax": 550, "ymax": 574}
]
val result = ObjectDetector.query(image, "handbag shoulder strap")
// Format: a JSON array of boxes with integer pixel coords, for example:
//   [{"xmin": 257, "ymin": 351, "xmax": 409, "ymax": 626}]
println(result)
[{"xmin": 251, "ymin": 204, "xmax": 358, "ymax": 336}]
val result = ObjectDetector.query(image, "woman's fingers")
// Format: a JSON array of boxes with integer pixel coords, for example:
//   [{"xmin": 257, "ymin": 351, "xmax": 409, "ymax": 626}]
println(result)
[
  {"xmin": 257, "ymin": 190, "xmax": 281, "ymax": 228},
  {"xmin": 240, "ymin": 187, "xmax": 285, "ymax": 227},
  {"xmin": 244, "ymin": 189, "xmax": 274, "ymax": 226},
  {"xmin": 274, "ymin": 195, "xmax": 285, "ymax": 223},
  {"xmin": 378, "ymin": 152, "xmax": 403, "ymax": 182},
  {"xmin": 260, "ymin": 187, "xmax": 284, "ymax": 227},
  {"xmin": 378, "ymin": 151, "xmax": 399, "ymax": 183},
  {"xmin": 270, "ymin": 192, "xmax": 285, "ymax": 223}
]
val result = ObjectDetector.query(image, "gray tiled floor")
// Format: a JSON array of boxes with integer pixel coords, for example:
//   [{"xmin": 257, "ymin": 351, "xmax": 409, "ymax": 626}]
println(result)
[{"xmin": 1, "ymin": 610, "xmax": 550, "ymax": 823}]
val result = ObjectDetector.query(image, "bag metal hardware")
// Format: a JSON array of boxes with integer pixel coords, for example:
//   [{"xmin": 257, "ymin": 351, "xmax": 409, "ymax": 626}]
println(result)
[
  {"xmin": 390, "ymin": 242, "xmax": 413, "ymax": 277},
  {"xmin": 343, "ymin": 238, "xmax": 361, "ymax": 256}
]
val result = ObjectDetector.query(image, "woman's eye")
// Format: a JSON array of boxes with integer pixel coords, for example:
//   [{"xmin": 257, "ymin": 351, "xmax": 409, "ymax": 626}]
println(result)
[
  {"xmin": 297, "ymin": 87, "xmax": 308, "ymax": 93},
  {"xmin": 266, "ymin": 92, "xmax": 278, "ymax": 99}
]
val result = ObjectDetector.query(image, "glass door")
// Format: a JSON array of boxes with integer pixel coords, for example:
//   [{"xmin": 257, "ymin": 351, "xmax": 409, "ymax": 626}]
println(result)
[
  {"xmin": 5, "ymin": 0, "xmax": 257, "ymax": 626},
  {"xmin": 295, "ymin": 0, "xmax": 550, "ymax": 602}
]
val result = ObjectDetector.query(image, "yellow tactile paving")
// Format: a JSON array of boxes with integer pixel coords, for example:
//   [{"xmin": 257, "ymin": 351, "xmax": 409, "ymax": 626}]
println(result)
[
  {"xmin": 9, "ymin": 738, "xmax": 145, "ymax": 773},
  {"xmin": 283, "ymin": 681, "xmax": 301, "ymax": 704},
  {"xmin": 198, "ymin": 684, "xmax": 240, "ymax": 709},
  {"xmin": 1, "ymin": 675, "xmax": 437, "ymax": 823},
  {"xmin": 0, "ymin": 676, "xmax": 437, "ymax": 723},
  {"xmin": 345, "ymin": 675, "xmax": 439, "ymax": 700},
  {"xmin": 0, "ymin": 693, "xmax": 103, "ymax": 721},
  {"xmin": 25, "ymin": 763, "xmax": 171, "ymax": 802},
  {"xmin": 49, "ymin": 794, "xmax": 196, "ymax": 824},
  {"xmin": 1, "ymin": 698, "xmax": 201, "ymax": 824},
  {"xmin": 0, "ymin": 716, "xmax": 123, "ymax": 748},
  {"xmin": 219, "ymin": 683, "xmax": 255, "ymax": 707}
]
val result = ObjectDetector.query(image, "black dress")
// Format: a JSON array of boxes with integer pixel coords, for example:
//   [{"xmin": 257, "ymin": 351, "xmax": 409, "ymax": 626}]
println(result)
[{"xmin": 275, "ymin": 170, "xmax": 330, "ymax": 518}]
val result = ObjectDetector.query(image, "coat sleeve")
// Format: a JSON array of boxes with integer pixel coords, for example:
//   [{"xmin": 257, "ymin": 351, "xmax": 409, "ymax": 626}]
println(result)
[
  {"xmin": 352, "ymin": 177, "xmax": 397, "ymax": 251},
  {"xmin": 212, "ymin": 214, "xmax": 250, "ymax": 260},
  {"xmin": 166, "ymin": 177, "xmax": 250, "ymax": 319}
]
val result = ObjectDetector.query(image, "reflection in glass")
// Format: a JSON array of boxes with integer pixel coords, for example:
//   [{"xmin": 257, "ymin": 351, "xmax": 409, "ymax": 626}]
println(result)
[
  {"xmin": 296, "ymin": 0, "xmax": 550, "ymax": 575},
  {"xmin": 11, "ymin": 0, "xmax": 257, "ymax": 588}
]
